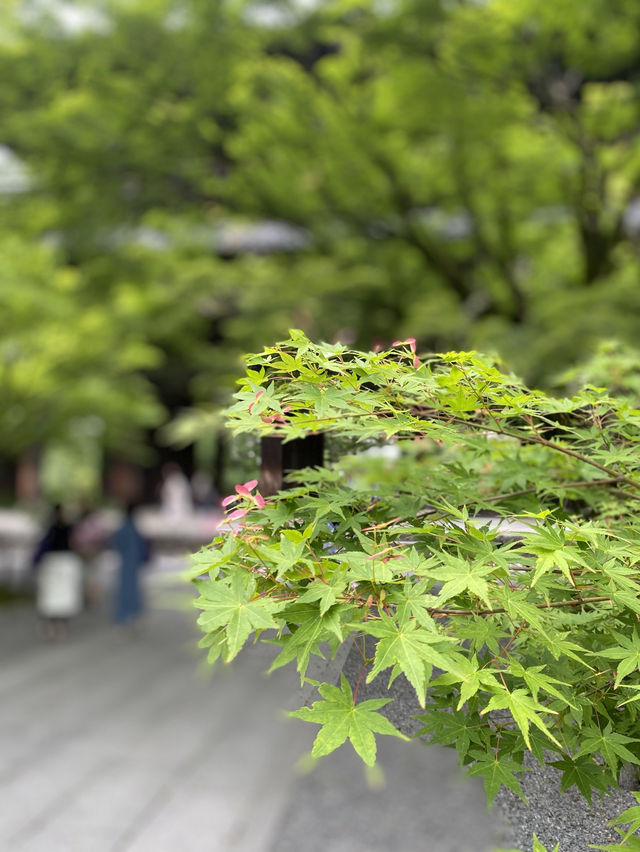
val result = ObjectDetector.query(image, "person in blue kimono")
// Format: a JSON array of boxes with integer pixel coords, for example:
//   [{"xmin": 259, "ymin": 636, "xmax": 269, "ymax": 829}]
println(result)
[{"xmin": 111, "ymin": 503, "xmax": 150, "ymax": 627}]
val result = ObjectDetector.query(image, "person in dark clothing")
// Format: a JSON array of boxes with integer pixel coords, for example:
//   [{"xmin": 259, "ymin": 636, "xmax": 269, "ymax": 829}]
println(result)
[
  {"xmin": 111, "ymin": 503, "xmax": 150, "ymax": 629},
  {"xmin": 32, "ymin": 505, "xmax": 83, "ymax": 640}
]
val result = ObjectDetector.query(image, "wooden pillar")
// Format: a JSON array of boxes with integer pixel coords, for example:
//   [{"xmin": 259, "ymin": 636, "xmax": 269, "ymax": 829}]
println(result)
[
  {"xmin": 15, "ymin": 448, "xmax": 40, "ymax": 503},
  {"xmin": 260, "ymin": 434, "xmax": 324, "ymax": 497}
]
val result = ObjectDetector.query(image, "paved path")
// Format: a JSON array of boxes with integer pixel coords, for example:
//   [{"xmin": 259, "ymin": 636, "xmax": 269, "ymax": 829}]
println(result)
[{"xmin": 0, "ymin": 582, "xmax": 500, "ymax": 852}]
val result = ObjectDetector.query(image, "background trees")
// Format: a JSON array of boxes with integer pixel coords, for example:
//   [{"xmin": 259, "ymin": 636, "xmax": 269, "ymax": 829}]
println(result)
[{"xmin": 1, "ymin": 0, "xmax": 640, "ymax": 492}]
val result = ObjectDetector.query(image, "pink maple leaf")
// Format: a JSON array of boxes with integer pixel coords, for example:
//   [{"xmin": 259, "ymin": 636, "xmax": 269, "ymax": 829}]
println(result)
[
  {"xmin": 228, "ymin": 508, "xmax": 249, "ymax": 521},
  {"xmin": 393, "ymin": 337, "xmax": 417, "ymax": 353},
  {"xmin": 234, "ymin": 479, "xmax": 258, "ymax": 496},
  {"xmin": 248, "ymin": 390, "xmax": 264, "ymax": 415}
]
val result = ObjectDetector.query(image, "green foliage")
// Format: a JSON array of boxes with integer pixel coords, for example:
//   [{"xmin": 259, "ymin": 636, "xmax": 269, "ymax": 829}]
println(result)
[
  {"xmin": 223, "ymin": 0, "xmax": 640, "ymax": 381},
  {"xmin": 3, "ymin": 0, "xmax": 640, "ymax": 468},
  {"xmin": 0, "ymin": 231, "xmax": 163, "ymax": 457},
  {"xmin": 290, "ymin": 673, "xmax": 407, "ymax": 766},
  {"xmin": 191, "ymin": 333, "xmax": 640, "ymax": 835}
]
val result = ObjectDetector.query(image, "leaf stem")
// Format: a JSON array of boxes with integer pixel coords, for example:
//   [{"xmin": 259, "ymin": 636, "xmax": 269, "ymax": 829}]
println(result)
[{"xmin": 353, "ymin": 659, "xmax": 369, "ymax": 704}]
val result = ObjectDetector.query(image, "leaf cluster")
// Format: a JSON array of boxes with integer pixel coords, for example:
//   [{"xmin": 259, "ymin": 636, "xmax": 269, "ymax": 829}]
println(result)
[{"xmin": 191, "ymin": 333, "xmax": 640, "ymax": 825}]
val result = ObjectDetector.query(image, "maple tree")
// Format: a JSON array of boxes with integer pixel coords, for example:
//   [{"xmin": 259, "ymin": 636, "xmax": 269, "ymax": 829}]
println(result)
[{"xmin": 189, "ymin": 332, "xmax": 640, "ymax": 849}]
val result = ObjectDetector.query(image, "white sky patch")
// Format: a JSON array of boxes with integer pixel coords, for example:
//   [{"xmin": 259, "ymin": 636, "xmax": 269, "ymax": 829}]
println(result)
[
  {"xmin": 0, "ymin": 145, "xmax": 32, "ymax": 194},
  {"xmin": 19, "ymin": 0, "xmax": 111, "ymax": 35},
  {"xmin": 243, "ymin": 0, "xmax": 323, "ymax": 28}
]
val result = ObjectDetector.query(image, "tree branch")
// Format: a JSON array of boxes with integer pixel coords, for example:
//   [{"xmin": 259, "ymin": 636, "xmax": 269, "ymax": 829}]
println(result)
[{"xmin": 428, "ymin": 595, "xmax": 611, "ymax": 618}]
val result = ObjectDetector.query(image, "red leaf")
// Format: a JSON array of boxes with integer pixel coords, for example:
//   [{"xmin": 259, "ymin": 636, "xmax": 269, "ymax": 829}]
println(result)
[
  {"xmin": 248, "ymin": 390, "xmax": 264, "ymax": 415},
  {"xmin": 254, "ymin": 493, "xmax": 266, "ymax": 508},
  {"xmin": 235, "ymin": 484, "xmax": 251, "ymax": 496},
  {"xmin": 393, "ymin": 337, "xmax": 416, "ymax": 352},
  {"xmin": 228, "ymin": 508, "xmax": 249, "ymax": 521},
  {"xmin": 222, "ymin": 494, "xmax": 238, "ymax": 507},
  {"xmin": 243, "ymin": 479, "xmax": 258, "ymax": 491}
]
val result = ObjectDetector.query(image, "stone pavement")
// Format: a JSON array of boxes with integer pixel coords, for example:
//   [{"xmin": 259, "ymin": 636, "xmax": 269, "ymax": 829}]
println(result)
[{"xmin": 0, "ymin": 581, "xmax": 501, "ymax": 852}]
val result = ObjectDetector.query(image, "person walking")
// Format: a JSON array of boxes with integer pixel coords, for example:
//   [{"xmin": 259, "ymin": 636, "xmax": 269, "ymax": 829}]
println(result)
[
  {"xmin": 32, "ymin": 505, "xmax": 83, "ymax": 640},
  {"xmin": 111, "ymin": 503, "xmax": 149, "ymax": 630}
]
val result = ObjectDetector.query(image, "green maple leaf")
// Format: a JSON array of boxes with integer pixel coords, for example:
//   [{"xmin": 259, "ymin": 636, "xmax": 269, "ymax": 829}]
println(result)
[
  {"xmin": 431, "ymin": 554, "xmax": 496, "ymax": 607},
  {"xmin": 591, "ymin": 838, "xmax": 640, "ymax": 851},
  {"xmin": 268, "ymin": 602, "xmax": 348, "ymax": 680},
  {"xmin": 597, "ymin": 631, "xmax": 640, "ymax": 687},
  {"xmin": 606, "ymin": 792, "xmax": 640, "ymax": 844},
  {"xmin": 334, "ymin": 549, "xmax": 396, "ymax": 583},
  {"xmin": 198, "ymin": 627, "xmax": 227, "ymax": 666},
  {"xmin": 465, "ymin": 752, "xmax": 527, "ymax": 807},
  {"xmin": 298, "ymin": 579, "xmax": 339, "ymax": 615},
  {"xmin": 576, "ymin": 723, "xmax": 640, "ymax": 775},
  {"xmin": 532, "ymin": 837, "xmax": 560, "ymax": 852},
  {"xmin": 504, "ymin": 594, "xmax": 551, "ymax": 637},
  {"xmin": 431, "ymin": 655, "xmax": 501, "ymax": 710},
  {"xmin": 508, "ymin": 661, "xmax": 577, "ymax": 710},
  {"xmin": 610, "ymin": 588, "xmax": 640, "ymax": 617},
  {"xmin": 482, "ymin": 688, "xmax": 560, "ymax": 749},
  {"xmin": 390, "ymin": 578, "xmax": 438, "ymax": 632},
  {"xmin": 290, "ymin": 674, "xmax": 408, "ymax": 766},
  {"xmin": 194, "ymin": 570, "xmax": 283, "ymax": 661},
  {"xmin": 550, "ymin": 756, "xmax": 612, "ymax": 806},
  {"xmin": 592, "ymin": 792, "xmax": 640, "ymax": 846},
  {"xmin": 362, "ymin": 613, "xmax": 460, "ymax": 707},
  {"xmin": 415, "ymin": 707, "xmax": 484, "ymax": 762}
]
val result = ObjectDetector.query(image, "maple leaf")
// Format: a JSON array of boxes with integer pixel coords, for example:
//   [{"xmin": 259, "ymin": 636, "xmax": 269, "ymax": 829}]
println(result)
[
  {"xmin": 550, "ymin": 756, "xmax": 612, "ymax": 806},
  {"xmin": 605, "ymin": 791, "xmax": 640, "ymax": 844},
  {"xmin": 508, "ymin": 661, "xmax": 577, "ymax": 710},
  {"xmin": 591, "ymin": 837, "xmax": 640, "ymax": 851},
  {"xmin": 194, "ymin": 570, "xmax": 283, "ymax": 661},
  {"xmin": 289, "ymin": 674, "xmax": 408, "ymax": 766},
  {"xmin": 362, "ymin": 612, "xmax": 460, "ymax": 707},
  {"xmin": 415, "ymin": 707, "xmax": 484, "ymax": 763},
  {"xmin": 575, "ymin": 723, "xmax": 640, "ymax": 775},
  {"xmin": 430, "ymin": 553, "xmax": 496, "ymax": 607},
  {"xmin": 268, "ymin": 602, "xmax": 347, "ymax": 680},
  {"xmin": 597, "ymin": 631, "xmax": 640, "ymax": 687},
  {"xmin": 481, "ymin": 688, "xmax": 561, "ymax": 749},
  {"xmin": 297, "ymin": 578, "xmax": 342, "ymax": 615},
  {"xmin": 532, "ymin": 838, "xmax": 560, "ymax": 852},
  {"xmin": 465, "ymin": 751, "xmax": 527, "ymax": 807},
  {"xmin": 389, "ymin": 578, "xmax": 438, "ymax": 632}
]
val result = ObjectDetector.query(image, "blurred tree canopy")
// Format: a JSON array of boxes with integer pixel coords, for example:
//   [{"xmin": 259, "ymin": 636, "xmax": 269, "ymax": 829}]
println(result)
[{"xmin": 1, "ymin": 0, "xmax": 640, "ymax": 468}]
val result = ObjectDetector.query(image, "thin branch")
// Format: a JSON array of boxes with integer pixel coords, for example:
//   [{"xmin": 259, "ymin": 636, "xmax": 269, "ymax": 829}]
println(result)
[
  {"xmin": 481, "ymin": 476, "xmax": 624, "ymax": 503},
  {"xmin": 413, "ymin": 406, "xmax": 640, "ymax": 491},
  {"xmin": 428, "ymin": 595, "xmax": 611, "ymax": 618},
  {"xmin": 353, "ymin": 659, "xmax": 369, "ymax": 703}
]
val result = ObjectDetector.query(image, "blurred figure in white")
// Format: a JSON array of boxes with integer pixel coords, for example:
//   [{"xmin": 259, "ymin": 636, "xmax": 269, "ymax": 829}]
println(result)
[
  {"xmin": 160, "ymin": 462, "xmax": 193, "ymax": 516},
  {"xmin": 32, "ymin": 505, "xmax": 83, "ymax": 640}
]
